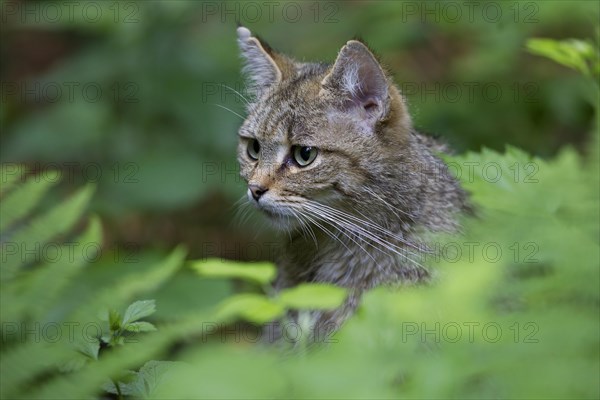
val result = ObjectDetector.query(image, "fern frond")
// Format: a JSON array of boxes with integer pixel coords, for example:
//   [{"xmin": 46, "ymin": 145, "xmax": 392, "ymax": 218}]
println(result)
[
  {"xmin": 1, "ymin": 184, "xmax": 95, "ymax": 281},
  {"xmin": 0, "ymin": 172, "xmax": 60, "ymax": 232}
]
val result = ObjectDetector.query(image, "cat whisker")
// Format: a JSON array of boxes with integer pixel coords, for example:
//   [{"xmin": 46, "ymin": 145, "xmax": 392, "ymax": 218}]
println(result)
[
  {"xmin": 363, "ymin": 187, "xmax": 415, "ymax": 220},
  {"xmin": 302, "ymin": 211, "xmax": 365, "ymax": 279},
  {"xmin": 218, "ymin": 83, "xmax": 250, "ymax": 106},
  {"xmin": 303, "ymin": 202, "xmax": 428, "ymax": 271},
  {"xmin": 305, "ymin": 200, "xmax": 427, "ymax": 254},
  {"xmin": 231, "ymin": 196, "xmax": 253, "ymax": 228},
  {"xmin": 302, "ymin": 207, "xmax": 385, "ymax": 269},
  {"xmin": 241, "ymin": 206, "xmax": 256, "ymax": 227},
  {"xmin": 281, "ymin": 206, "xmax": 304, "ymax": 241},
  {"xmin": 296, "ymin": 206, "xmax": 362, "ymax": 272},
  {"xmin": 291, "ymin": 209, "xmax": 318, "ymax": 248},
  {"xmin": 252, "ymin": 219, "xmax": 269, "ymax": 241},
  {"xmin": 213, "ymin": 103, "xmax": 246, "ymax": 120},
  {"xmin": 302, "ymin": 211, "xmax": 354, "ymax": 256},
  {"xmin": 270, "ymin": 201, "xmax": 319, "ymax": 249}
]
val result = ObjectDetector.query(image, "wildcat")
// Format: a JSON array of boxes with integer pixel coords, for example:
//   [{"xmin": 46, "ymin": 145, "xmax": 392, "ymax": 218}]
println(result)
[{"xmin": 235, "ymin": 26, "xmax": 469, "ymax": 341}]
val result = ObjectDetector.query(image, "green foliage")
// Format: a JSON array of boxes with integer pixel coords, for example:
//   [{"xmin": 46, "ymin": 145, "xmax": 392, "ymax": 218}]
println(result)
[
  {"xmin": 527, "ymin": 38, "xmax": 600, "ymax": 78},
  {"xmin": 104, "ymin": 361, "xmax": 186, "ymax": 398},
  {"xmin": 1, "ymin": 18, "xmax": 599, "ymax": 400},
  {"xmin": 277, "ymin": 284, "xmax": 347, "ymax": 310},
  {"xmin": 145, "ymin": 128, "xmax": 597, "ymax": 399},
  {"xmin": 191, "ymin": 259, "xmax": 276, "ymax": 286},
  {"xmin": 123, "ymin": 300, "xmax": 157, "ymax": 326},
  {"xmin": 193, "ymin": 259, "xmax": 347, "ymax": 324},
  {"xmin": 215, "ymin": 293, "xmax": 285, "ymax": 325},
  {"xmin": 4, "ymin": 139, "xmax": 596, "ymax": 398},
  {"xmin": 1, "ymin": 178, "xmax": 95, "ymax": 281},
  {"xmin": 106, "ymin": 300, "xmax": 158, "ymax": 347},
  {"xmin": 0, "ymin": 172, "xmax": 189, "ymax": 399},
  {"xmin": 0, "ymin": 170, "xmax": 351, "ymax": 398},
  {"xmin": 2, "ymin": 1, "xmax": 597, "ymax": 217}
]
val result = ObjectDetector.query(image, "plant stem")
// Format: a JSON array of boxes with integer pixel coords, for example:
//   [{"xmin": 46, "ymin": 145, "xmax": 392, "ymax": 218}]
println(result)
[{"xmin": 112, "ymin": 378, "xmax": 123, "ymax": 400}]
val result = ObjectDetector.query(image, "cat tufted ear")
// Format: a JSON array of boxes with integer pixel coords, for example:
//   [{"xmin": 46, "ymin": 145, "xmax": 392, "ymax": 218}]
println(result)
[
  {"xmin": 237, "ymin": 26, "xmax": 287, "ymax": 97},
  {"xmin": 321, "ymin": 40, "xmax": 390, "ymax": 125}
]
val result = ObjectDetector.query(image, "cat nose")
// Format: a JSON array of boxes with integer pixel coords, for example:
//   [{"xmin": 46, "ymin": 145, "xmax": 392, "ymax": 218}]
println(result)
[{"xmin": 248, "ymin": 184, "xmax": 268, "ymax": 201}]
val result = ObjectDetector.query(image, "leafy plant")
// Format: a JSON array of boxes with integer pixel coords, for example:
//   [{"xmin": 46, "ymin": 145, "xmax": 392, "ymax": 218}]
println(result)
[
  {"xmin": 527, "ymin": 37, "xmax": 600, "ymax": 79},
  {"xmin": 0, "ymin": 168, "xmax": 188, "ymax": 399},
  {"xmin": 106, "ymin": 300, "xmax": 158, "ymax": 347},
  {"xmin": 191, "ymin": 259, "xmax": 347, "ymax": 321},
  {"xmin": 0, "ymin": 168, "xmax": 351, "ymax": 399},
  {"xmin": 1, "ymin": 34, "xmax": 598, "ymax": 400}
]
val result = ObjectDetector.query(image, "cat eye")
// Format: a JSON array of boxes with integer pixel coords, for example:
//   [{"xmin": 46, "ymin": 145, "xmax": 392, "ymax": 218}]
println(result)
[
  {"xmin": 247, "ymin": 139, "xmax": 260, "ymax": 160},
  {"xmin": 293, "ymin": 146, "xmax": 318, "ymax": 167}
]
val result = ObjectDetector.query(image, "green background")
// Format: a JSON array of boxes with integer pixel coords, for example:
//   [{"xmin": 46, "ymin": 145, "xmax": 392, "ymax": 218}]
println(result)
[
  {"xmin": 1, "ymin": 1, "xmax": 598, "ymax": 399},
  {"xmin": 1, "ymin": 0, "xmax": 597, "ymax": 259}
]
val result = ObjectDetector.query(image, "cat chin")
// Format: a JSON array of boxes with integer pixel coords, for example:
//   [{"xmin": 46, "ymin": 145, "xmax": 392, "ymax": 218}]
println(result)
[
  {"xmin": 267, "ymin": 217, "xmax": 302, "ymax": 231},
  {"xmin": 259, "ymin": 206, "xmax": 302, "ymax": 231}
]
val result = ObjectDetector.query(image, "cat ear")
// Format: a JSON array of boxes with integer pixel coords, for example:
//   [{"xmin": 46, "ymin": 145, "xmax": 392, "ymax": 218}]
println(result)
[
  {"xmin": 321, "ymin": 40, "xmax": 390, "ymax": 123},
  {"xmin": 237, "ymin": 26, "xmax": 284, "ymax": 96}
]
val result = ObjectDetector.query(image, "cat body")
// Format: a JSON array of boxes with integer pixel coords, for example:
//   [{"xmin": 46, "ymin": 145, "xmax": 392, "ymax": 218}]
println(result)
[{"xmin": 235, "ymin": 27, "xmax": 469, "ymax": 338}]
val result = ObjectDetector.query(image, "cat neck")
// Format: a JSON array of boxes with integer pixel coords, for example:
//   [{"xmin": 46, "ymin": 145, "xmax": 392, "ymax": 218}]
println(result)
[{"xmin": 278, "ymin": 218, "xmax": 430, "ymax": 290}]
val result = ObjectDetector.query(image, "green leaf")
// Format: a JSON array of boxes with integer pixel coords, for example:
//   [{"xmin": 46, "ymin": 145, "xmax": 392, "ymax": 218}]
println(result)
[
  {"xmin": 68, "ymin": 246, "xmax": 186, "ymax": 329},
  {"xmin": 102, "ymin": 371, "xmax": 138, "ymax": 397},
  {"xmin": 278, "ymin": 284, "xmax": 348, "ymax": 310},
  {"xmin": 109, "ymin": 309, "xmax": 122, "ymax": 331},
  {"xmin": 60, "ymin": 339, "xmax": 102, "ymax": 373},
  {"xmin": 151, "ymin": 270, "xmax": 233, "ymax": 320},
  {"xmin": 527, "ymin": 38, "xmax": 597, "ymax": 77},
  {"xmin": 124, "ymin": 321, "xmax": 157, "ymax": 333},
  {"xmin": 77, "ymin": 340, "xmax": 101, "ymax": 361},
  {"xmin": 1, "ymin": 215, "xmax": 103, "ymax": 323},
  {"xmin": 108, "ymin": 360, "xmax": 185, "ymax": 398},
  {"xmin": 0, "ymin": 164, "xmax": 24, "ymax": 195},
  {"xmin": 190, "ymin": 259, "xmax": 276, "ymax": 286},
  {"xmin": 216, "ymin": 293, "xmax": 284, "ymax": 324},
  {"xmin": 0, "ymin": 171, "xmax": 60, "ymax": 232},
  {"xmin": 122, "ymin": 300, "xmax": 156, "ymax": 325},
  {"xmin": 0, "ymin": 341, "xmax": 71, "ymax": 398},
  {"xmin": 1, "ymin": 184, "xmax": 95, "ymax": 281},
  {"xmin": 29, "ymin": 313, "xmax": 211, "ymax": 399}
]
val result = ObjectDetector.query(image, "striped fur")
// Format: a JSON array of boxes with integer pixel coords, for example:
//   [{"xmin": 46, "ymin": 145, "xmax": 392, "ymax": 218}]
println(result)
[{"xmin": 236, "ymin": 27, "xmax": 469, "ymax": 341}]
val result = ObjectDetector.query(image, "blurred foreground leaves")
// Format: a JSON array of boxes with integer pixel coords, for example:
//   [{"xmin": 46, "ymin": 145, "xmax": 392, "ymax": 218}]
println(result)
[
  {"xmin": 1, "ymin": 8, "xmax": 598, "ymax": 400},
  {"xmin": 2, "ymin": 104, "xmax": 597, "ymax": 398}
]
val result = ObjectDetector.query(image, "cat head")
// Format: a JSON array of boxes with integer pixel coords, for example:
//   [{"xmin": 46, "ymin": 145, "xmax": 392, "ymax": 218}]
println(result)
[{"xmin": 236, "ymin": 26, "xmax": 413, "ymax": 228}]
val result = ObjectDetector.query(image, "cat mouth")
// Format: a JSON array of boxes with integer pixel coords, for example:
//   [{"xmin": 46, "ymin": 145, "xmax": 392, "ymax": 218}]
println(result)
[
  {"xmin": 256, "ymin": 206, "xmax": 301, "ymax": 231},
  {"xmin": 260, "ymin": 207, "xmax": 279, "ymax": 218}
]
